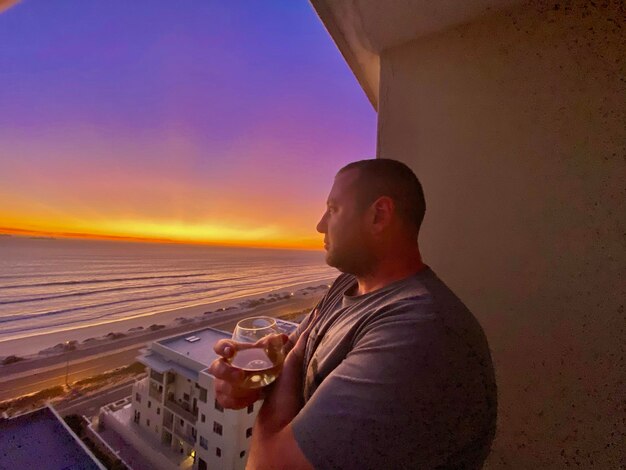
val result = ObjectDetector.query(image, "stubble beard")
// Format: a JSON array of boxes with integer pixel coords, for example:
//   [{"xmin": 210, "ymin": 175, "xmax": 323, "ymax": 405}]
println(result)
[{"xmin": 325, "ymin": 243, "xmax": 374, "ymax": 277}]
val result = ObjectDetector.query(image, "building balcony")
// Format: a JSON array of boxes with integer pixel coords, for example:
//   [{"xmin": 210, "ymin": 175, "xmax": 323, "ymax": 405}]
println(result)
[
  {"xmin": 150, "ymin": 369, "xmax": 164, "ymax": 383},
  {"xmin": 173, "ymin": 427, "xmax": 195, "ymax": 446},
  {"xmin": 165, "ymin": 398, "xmax": 197, "ymax": 424}
]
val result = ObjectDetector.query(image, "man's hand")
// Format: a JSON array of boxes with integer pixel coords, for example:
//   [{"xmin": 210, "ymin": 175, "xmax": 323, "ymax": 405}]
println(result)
[
  {"xmin": 246, "ymin": 309, "xmax": 320, "ymax": 470},
  {"xmin": 208, "ymin": 333, "xmax": 288, "ymax": 410}
]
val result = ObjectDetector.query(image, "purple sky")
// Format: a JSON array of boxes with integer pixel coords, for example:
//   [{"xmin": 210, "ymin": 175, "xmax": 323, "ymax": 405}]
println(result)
[{"xmin": 0, "ymin": 0, "xmax": 376, "ymax": 248}]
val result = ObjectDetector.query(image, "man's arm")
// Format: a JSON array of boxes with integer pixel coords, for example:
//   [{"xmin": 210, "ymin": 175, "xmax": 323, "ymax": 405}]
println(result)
[
  {"xmin": 246, "ymin": 310, "xmax": 319, "ymax": 470},
  {"xmin": 209, "ymin": 337, "xmax": 312, "ymax": 469},
  {"xmin": 209, "ymin": 308, "xmax": 319, "ymax": 468},
  {"xmin": 209, "ymin": 306, "xmax": 317, "ymax": 410},
  {"xmin": 245, "ymin": 354, "xmax": 312, "ymax": 470}
]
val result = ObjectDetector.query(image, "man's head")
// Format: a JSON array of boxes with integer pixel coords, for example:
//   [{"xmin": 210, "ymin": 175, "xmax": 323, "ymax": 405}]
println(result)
[{"xmin": 316, "ymin": 158, "xmax": 426, "ymax": 276}]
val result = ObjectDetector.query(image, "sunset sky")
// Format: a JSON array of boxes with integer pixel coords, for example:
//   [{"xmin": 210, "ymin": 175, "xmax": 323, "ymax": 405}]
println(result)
[{"xmin": 0, "ymin": 1, "xmax": 375, "ymax": 249}]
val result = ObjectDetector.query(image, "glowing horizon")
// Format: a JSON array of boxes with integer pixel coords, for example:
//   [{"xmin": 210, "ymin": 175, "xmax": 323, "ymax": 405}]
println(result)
[
  {"xmin": 0, "ymin": 226, "xmax": 323, "ymax": 250},
  {"xmin": 0, "ymin": 2, "xmax": 375, "ymax": 249}
]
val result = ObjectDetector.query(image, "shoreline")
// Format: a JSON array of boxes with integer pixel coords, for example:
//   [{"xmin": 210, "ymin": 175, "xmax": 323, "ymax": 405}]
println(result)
[{"xmin": 0, "ymin": 277, "xmax": 334, "ymax": 359}]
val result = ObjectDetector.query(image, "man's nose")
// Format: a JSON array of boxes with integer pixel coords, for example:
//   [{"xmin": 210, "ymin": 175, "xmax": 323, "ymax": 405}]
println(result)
[{"xmin": 316, "ymin": 212, "xmax": 328, "ymax": 234}]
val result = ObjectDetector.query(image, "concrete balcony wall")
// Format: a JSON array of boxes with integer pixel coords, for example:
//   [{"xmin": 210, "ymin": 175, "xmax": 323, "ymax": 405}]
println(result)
[{"xmin": 376, "ymin": 1, "xmax": 624, "ymax": 467}]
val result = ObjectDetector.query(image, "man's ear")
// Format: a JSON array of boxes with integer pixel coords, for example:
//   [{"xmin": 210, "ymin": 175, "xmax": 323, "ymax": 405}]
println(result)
[{"xmin": 370, "ymin": 196, "xmax": 394, "ymax": 233}]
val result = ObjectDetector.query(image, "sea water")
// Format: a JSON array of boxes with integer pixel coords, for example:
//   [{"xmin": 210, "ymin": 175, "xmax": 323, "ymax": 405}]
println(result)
[{"xmin": 0, "ymin": 236, "xmax": 335, "ymax": 343}]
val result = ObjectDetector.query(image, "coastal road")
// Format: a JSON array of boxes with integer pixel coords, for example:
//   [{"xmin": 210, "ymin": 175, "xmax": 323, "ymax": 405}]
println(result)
[
  {"xmin": 0, "ymin": 348, "xmax": 141, "ymax": 402},
  {"xmin": 0, "ymin": 296, "xmax": 320, "ymax": 402},
  {"xmin": 57, "ymin": 381, "xmax": 134, "ymax": 419}
]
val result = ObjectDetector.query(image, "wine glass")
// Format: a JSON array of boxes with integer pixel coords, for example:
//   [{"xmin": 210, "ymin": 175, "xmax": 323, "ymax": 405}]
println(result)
[
  {"xmin": 230, "ymin": 316, "xmax": 285, "ymax": 389},
  {"xmin": 232, "ymin": 316, "xmax": 278, "ymax": 343}
]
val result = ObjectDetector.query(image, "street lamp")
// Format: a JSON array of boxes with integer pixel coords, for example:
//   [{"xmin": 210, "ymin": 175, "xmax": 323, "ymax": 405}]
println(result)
[{"xmin": 64, "ymin": 341, "xmax": 70, "ymax": 387}]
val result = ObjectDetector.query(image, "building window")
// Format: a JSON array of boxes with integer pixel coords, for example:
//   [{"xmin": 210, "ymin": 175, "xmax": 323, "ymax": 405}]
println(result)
[
  {"xmin": 147, "ymin": 400, "xmax": 151, "ymax": 409},
  {"xmin": 183, "ymin": 393, "xmax": 190, "ymax": 401},
  {"xmin": 214, "ymin": 399, "xmax": 224, "ymax": 412},
  {"xmin": 216, "ymin": 447, "xmax": 221, "ymax": 457},
  {"xmin": 199, "ymin": 436, "xmax": 208, "ymax": 450},
  {"xmin": 146, "ymin": 419, "xmax": 150, "ymax": 427},
  {"xmin": 201, "ymin": 414, "xmax": 205, "ymax": 423},
  {"xmin": 198, "ymin": 386, "xmax": 207, "ymax": 403},
  {"xmin": 157, "ymin": 407, "xmax": 160, "ymax": 415},
  {"xmin": 246, "ymin": 428, "xmax": 252, "ymax": 438},
  {"xmin": 135, "ymin": 393, "xmax": 141, "ymax": 403},
  {"xmin": 240, "ymin": 451, "xmax": 246, "ymax": 458},
  {"xmin": 180, "ymin": 419, "xmax": 184, "ymax": 426},
  {"xmin": 247, "ymin": 404, "xmax": 254, "ymax": 414},
  {"xmin": 213, "ymin": 422, "xmax": 223, "ymax": 435}
]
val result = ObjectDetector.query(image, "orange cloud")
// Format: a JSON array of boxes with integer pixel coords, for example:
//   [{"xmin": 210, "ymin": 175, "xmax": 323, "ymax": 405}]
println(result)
[{"xmin": 0, "ymin": 0, "xmax": 20, "ymax": 15}]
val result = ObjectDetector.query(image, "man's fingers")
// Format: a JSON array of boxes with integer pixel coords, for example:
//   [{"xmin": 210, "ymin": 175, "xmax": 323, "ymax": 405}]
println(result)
[
  {"xmin": 215, "ymin": 334, "xmax": 287, "ymax": 357},
  {"xmin": 214, "ymin": 379, "xmax": 255, "ymax": 399},
  {"xmin": 208, "ymin": 358, "xmax": 244, "ymax": 382},
  {"xmin": 215, "ymin": 392, "xmax": 261, "ymax": 410},
  {"xmin": 254, "ymin": 333, "xmax": 289, "ymax": 349},
  {"xmin": 210, "ymin": 333, "xmax": 286, "ymax": 411},
  {"xmin": 214, "ymin": 339, "xmax": 237, "ymax": 358},
  {"xmin": 214, "ymin": 379, "xmax": 263, "ymax": 409}
]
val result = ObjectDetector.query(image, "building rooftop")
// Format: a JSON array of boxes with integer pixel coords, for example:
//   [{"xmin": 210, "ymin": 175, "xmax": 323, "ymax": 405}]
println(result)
[
  {"xmin": 157, "ymin": 327, "xmax": 230, "ymax": 367},
  {"xmin": 141, "ymin": 322, "xmax": 298, "ymax": 379},
  {"xmin": 138, "ymin": 350, "xmax": 201, "ymax": 381},
  {"xmin": 0, "ymin": 406, "xmax": 105, "ymax": 470},
  {"xmin": 274, "ymin": 318, "xmax": 299, "ymax": 335}
]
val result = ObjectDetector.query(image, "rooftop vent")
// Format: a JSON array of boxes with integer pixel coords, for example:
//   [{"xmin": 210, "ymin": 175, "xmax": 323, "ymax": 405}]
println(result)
[{"xmin": 185, "ymin": 336, "xmax": 201, "ymax": 343}]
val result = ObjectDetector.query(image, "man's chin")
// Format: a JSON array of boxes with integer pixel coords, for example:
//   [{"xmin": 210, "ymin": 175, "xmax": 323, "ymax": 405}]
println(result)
[
  {"xmin": 324, "ymin": 251, "xmax": 337, "ymax": 268},
  {"xmin": 325, "ymin": 251, "xmax": 347, "ymax": 273},
  {"xmin": 325, "ymin": 249, "xmax": 370, "ymax": 276}
]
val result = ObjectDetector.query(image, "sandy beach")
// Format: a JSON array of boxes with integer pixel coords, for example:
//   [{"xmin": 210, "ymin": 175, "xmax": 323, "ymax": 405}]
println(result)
[{"xmin": 0, "ymin": 277, "xmax": 334, "ymax": 359}]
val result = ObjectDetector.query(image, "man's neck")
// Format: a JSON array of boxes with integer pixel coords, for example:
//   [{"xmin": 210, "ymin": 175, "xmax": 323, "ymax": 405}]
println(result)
[{"xmin": 354, "ymin": 248, "xmax": 425, "ymax": 296}]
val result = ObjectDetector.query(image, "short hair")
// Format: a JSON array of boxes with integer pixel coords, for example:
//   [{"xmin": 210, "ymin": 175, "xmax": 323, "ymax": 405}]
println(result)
[{"xmin": 338, "ymin": 158, "xmax": 426, "ymax": 234}]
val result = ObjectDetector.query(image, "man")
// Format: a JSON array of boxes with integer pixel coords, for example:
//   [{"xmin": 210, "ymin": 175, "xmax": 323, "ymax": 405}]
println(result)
[{"xmin": 209, "ymin": 159, "xmax": 497, "ymax": 469}]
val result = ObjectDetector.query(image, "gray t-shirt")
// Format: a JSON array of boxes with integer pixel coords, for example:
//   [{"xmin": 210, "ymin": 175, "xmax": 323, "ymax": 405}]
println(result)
[{"xmin": 291, "ymin": 267, "xmax": 497, "ymax": 470}]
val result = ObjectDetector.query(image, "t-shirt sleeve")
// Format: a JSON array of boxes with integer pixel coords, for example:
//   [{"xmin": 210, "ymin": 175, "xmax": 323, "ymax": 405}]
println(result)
[{"xmin": 291, "ymin": 306, "xmax": 478, "ymax": 470}]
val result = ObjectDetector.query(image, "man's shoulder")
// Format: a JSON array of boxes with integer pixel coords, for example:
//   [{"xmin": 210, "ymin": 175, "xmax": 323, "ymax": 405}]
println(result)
[{"xmin": 354, "ymin": 268, "xmax": 481, "ymax": 335}]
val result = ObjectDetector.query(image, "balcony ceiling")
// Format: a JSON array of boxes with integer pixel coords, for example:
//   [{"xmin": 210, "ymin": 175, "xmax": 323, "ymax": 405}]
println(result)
[{"xmin": 309, "ymin": 0, "xmax": 526, "ymax": 109}]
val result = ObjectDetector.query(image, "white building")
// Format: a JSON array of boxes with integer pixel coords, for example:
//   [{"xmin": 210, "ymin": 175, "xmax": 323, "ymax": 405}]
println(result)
[
  {"xmin": 131, "ymin": 328, "xmax": 253, "ymax": 470},
  {"xmin": 119, "ymin": 322, "xmax": 296, "ymax": 470}
]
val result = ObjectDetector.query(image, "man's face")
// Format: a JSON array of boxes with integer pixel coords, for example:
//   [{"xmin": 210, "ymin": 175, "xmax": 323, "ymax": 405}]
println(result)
[{"xmin": 316, "ymin": 170, "xmax": 374, "ymax": 275}]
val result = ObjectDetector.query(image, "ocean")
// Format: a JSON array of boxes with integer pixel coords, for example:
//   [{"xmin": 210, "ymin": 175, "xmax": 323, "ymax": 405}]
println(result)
[{"xmin": 0, "ymin": 236, "xmax": 336, "ymax": 344}]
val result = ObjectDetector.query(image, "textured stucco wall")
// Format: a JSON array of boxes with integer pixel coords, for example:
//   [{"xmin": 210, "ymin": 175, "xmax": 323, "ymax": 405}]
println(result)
[{"xmin": 377, "ymin": 1, "xmax": 624, "ymax": 467}]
